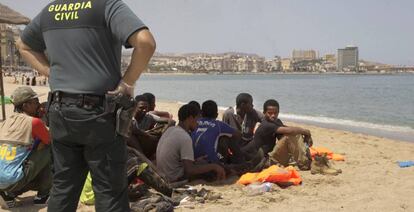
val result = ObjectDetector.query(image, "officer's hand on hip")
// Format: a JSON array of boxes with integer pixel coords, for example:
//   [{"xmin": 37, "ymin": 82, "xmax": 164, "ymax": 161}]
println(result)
[{"xmin": 108, "ymin": 80, "xmax": 134, "ymax": 97}]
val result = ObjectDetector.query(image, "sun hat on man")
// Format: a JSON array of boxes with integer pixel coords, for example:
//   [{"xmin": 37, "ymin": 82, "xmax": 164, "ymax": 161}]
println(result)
[{"xmin": 10, "ymin": 86, "xmax": 43, "ymax": 106}]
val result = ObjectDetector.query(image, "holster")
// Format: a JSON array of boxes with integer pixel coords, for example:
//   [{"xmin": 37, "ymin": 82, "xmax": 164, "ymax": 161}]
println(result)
[
  {"xmin": 104, "ymin": 94, "xmax": 117, "ymax": 114},
  {"xmin": 105, "ymin": 94, "xmax": 136, "ymax": 138}
]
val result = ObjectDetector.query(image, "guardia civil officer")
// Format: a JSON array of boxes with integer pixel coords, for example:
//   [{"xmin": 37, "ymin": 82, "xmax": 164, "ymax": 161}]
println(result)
[{"xmin": 17, "ymin": 0, "xmax": 156, "ymax": 211}]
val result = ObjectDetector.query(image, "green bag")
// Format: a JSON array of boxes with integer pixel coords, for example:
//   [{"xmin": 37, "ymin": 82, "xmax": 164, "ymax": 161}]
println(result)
[
  {"xmin": 80, "ymin": 163, "xmax": 149, "ymax": 206},
  {"xmin": 80, "ymin": 172, "xmax": 95, "ymax": 205}
]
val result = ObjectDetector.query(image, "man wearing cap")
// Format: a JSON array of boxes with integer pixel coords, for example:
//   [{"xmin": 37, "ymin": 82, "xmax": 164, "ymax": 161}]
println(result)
[
  {"xmin": 0, "ymin": 87, "xmax": 51, "ymax": 209},
  {"xmin": 16, "ymin": 0, "xmax": 156, "ymax": 211}
]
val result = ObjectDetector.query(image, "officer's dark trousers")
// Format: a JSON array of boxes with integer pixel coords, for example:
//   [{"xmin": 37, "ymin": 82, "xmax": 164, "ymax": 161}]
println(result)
[{"xmin": 47, "ymin": 101, "xmax": 130, "ymax": 212}]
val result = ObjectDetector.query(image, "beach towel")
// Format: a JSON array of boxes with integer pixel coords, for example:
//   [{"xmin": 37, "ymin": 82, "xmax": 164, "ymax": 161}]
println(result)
[
  {"xmin": 397, "ymin": 161, "xmax": 414, "ymax": 168},
  {"xmin": 237, "ymin": 165, "xmax": 302, "ymax": 186},
  {"xmin": 310, "ymin": 147, "xmax": 345, "ymax": 161}
]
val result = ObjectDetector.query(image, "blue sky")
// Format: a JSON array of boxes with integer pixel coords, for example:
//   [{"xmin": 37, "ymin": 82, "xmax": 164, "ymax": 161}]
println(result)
[{"xmin": 3, "ymin": 0, "xmax": 413, "ymax": 65}]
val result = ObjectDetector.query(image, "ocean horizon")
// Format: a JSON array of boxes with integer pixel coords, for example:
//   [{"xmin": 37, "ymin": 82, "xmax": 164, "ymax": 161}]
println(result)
[{"xmin": 135, "ymin": 73, "xmax": 414, "ymax": 142}]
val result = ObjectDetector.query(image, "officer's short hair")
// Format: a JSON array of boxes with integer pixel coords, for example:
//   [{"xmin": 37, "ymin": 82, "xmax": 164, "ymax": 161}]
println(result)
[
  {"xmin": 236, "ymin": 93, "xmax": 252, "ymax": 107},
  {"xmin": 178, "ymin": 104, "xmax": 200, "ymax": 122},
  {"xmin": 263, "ymin": 99, "xmax": 279, "ymax": 112},
  {"xmin": 202, "ymin": 100, "xmax": 218, "ymax": 119}
]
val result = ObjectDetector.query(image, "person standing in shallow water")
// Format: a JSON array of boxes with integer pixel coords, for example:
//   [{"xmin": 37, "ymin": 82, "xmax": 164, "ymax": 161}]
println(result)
[{"xmin": 17, "ymin": 0, "xmax": 156, "ymax": 211}]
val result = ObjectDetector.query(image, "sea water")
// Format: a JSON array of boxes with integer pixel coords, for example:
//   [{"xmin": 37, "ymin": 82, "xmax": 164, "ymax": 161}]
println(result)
[{"xmin": 135, "ymin": 73, "xmax": 414, "ymax": 142}]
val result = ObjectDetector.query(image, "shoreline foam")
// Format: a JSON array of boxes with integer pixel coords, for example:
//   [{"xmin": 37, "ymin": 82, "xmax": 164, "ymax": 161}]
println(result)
[{"xmin": 217, "ymin": 105, "xmax": 413, "ymax": 143}]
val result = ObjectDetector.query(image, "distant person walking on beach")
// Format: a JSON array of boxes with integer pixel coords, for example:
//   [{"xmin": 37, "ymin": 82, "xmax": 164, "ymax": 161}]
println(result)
[
  {"xmin": 31, "ymin": 76, "xmax": 36, "ymax": 86},
  {"xmin": 222, "ymin": 93, "xmax": 264, "ymax": 147},
  {"xmin": 17, "ymin": 0, "xmax": 156, "ymax": 211},
  {"xmin": 42, "ymin": 77, "xmax": 47, "ymax": 86},
  {"xmin": 0, "ymin": 87, "xmax": 51, "ymax": 209}
]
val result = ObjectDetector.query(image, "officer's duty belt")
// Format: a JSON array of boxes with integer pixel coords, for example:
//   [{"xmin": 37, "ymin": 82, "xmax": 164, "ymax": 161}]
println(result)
[{"xmin": 52, "ymin": 91, "xmax": 104, "ymax": 108}]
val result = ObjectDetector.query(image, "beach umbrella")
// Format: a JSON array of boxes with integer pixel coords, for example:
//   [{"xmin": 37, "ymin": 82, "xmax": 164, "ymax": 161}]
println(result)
[
  {"xmin": 0, "ymin": 3, "xmax": 30, "ymax": 25},
  {"xmin": 0, "ymin": 3, "xmax": 30, "ymax": 120}
]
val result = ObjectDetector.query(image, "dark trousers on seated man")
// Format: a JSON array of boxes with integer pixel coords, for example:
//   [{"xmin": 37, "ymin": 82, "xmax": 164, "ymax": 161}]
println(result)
[
  {"xmin": 268, "ymin": 135, "xmax": 311, "ymax": 170},
  {"xmin": 216, "ymin": 136, "xmax": 245, "ymax": 165},
  {"xmin": 211, "ymin": 137, "xmax": 264, "ymax": 175}
]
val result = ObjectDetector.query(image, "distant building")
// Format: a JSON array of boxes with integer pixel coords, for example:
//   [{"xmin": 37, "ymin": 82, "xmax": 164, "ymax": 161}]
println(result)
[
  {"xmin": 337, "ymin": 46, "xmax": 358, "ymax": 71},
  {"xmin": 265, "ymin": 56, "xmax": 281, "ymax": 72},
  {"xmin": 147, "ymin": 52, "xmax": 266, "ymax": 73},
  {"xmin": 281, "ymin": 58, "xmax": 292, "ymax": 71},
  {"xmin": 324, "ymin": 54, "xmax": 336, "ymax": 63},
  {"xmin": 292, "ymin": 49, "xmax": 317, "ymax": 61}
]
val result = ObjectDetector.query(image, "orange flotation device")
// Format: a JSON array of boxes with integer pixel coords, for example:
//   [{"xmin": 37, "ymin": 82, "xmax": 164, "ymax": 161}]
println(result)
[
  {"xmin": 237, "ymin": 172, "xmax": 258, "ymax": 185},
  {"xmin": 310, "ymin": 147, "xmax": 345, "ymax": 161},
  {"xmin": 237, "ymin": 165, "xmax": 302, "ymax": 186}
]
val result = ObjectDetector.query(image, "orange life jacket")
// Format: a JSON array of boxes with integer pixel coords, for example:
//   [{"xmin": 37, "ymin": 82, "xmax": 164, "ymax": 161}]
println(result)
[
  {"xmin": 237, "ymin": 165, "xmax": 302, "ymax": 186},
  {"xmin": 310, "ymin": 147, "xmax": 345, "ymax": 161}
]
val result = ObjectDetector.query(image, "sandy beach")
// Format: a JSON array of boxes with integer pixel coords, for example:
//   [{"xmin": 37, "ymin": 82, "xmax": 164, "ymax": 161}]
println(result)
[{"xmin": 1, "ymin": 77, "xmax": 413, "ymax": 212}]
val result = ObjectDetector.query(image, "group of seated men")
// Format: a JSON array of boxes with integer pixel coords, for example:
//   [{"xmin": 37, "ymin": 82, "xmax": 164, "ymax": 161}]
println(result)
[
  {"xmin": 0, "ymin": 87, "xmax": 339, "ymax": 209},
  {"xmin": 146, "ymin": 92, "xmax": 340, "ymax": 184},
  {"xmin": 152, "ymin": 93, "xmax": 324, "ymax": 182}
]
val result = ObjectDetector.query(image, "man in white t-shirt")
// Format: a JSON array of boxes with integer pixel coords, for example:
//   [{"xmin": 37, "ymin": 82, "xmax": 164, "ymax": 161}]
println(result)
[{"xmin": 156, "ymin": 104, "xmax": 225, "ymax": 183}]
